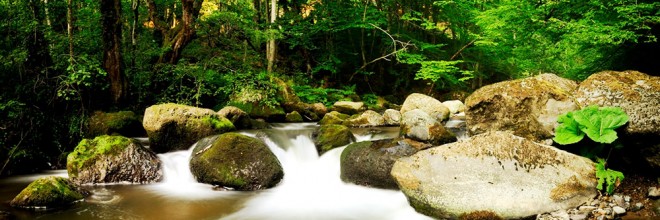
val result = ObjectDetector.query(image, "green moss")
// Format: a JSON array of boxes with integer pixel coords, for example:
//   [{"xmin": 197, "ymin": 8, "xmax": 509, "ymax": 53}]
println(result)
[
  {"xmin": 203, "ymin": 116, "xmax": 236, "ymax": 132},
  {"xmin": 10, "ymin": 176, "xmax": 83, "ymax": 208},
  {"xmin": 285, "ymin": 111, "xmax": 304, "ymax": 122},
  {"xmin": 319, "ymin": 111, "xmax": 350, "ymax": 125},
  {"xmin": 67, "ymin": 135, "xmax": 134, "ymax": 177},
  {"xmin": 340, "ymin": 141, "xmax": 372, "ymax": 163}
]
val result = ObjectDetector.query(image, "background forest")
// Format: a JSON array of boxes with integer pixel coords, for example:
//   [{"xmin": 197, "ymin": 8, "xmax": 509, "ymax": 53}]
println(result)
[{"xmin": 0, "ymin": 0, "xmax": 658, "ymax": 175}]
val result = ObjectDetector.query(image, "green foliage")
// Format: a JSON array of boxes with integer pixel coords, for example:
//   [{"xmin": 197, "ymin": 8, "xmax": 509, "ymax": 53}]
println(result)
[
  {"xmin": 361, "ymin": 93, "xmax": 379, "ymax": 109},
  {"xmin": 595, "ymin": 159, "xmax": 624, "ymax": 195},
  {"xmin": 554, "ymin": 105, "xmax": 629, "ymax": 145},
  {"xmin": 293, "ymin": 85, "xmax": 357, "ymax": 107},
  {"xmin": 57, "ymin": 56, "xmax": 108, "ymax": 101}
]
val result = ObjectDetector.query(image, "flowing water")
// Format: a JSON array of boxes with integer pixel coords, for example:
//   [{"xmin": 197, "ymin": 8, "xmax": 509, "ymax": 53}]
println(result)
[{"xmin": 0, "ymin": 123, "xmax": 456, "ymax": 220}]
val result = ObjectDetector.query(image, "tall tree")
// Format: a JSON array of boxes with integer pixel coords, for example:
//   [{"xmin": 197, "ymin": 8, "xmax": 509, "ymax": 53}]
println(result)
[
  {"xmin": 146, "ymin": 0, "xmax": 203, "ymax": 64},
  {"xmin": 101, "ymin": 0, "xmax": 126, "ymax": 103},
  {"xmin": 266, "ymin": 0, "xmax": 277, "ymax": 73}
]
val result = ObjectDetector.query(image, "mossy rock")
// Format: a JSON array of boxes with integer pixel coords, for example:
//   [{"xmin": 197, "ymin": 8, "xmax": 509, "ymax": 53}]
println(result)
[
  {"xmin": 10, "ymin": 176, "xmax": 85, "ymax": 209},
  {"xmin": 285, "ymin": 111, "xmax": 304, "ymax": 122},
  {"xmin": 319, "ymin": 111, "xmax": 350, "ymax": 125},
  {"xmin": 282, "ymin": 102, "xmax": 326, "ymax": 121},
  {"xmin": 87, "ymin": 111, "xmax": 145, "ymax": 138},
  {"xmin": 312, "ymin": 124, "xmax": 354, "ymax": 155},
  {"xmin": 66, "ymin": 135, "xmax": 162, "ymax": 184},
  {"xmin": 342, "ymin": 110, "xmax": 385, "ymax": 127},
  {"xmin": 143, "ymin": 103, "xmax": 235, "ymax": 153},
  {"xmin": 340, "ymin": 139, "xmax": 417, "ymax": 189},
  {"xmin": 331, "ymin": 101, "xmax": 365, "ymax": 115},
  {"xmin": 401, "ymin": 109, "xmax": 457, "ymax": 145},
  {"xmin": 189, "ymin": 133, "xmax": 283, "ymax": 190},
  {"xmin": 218, "ymin": 106, "xmax": 252, "ymax": 129}
]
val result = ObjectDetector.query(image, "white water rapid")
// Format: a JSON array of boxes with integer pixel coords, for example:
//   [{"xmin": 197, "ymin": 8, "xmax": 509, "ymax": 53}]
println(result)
[{"xmin": 156, "ymin": 123, "xmax": 432, "ymax": 220}]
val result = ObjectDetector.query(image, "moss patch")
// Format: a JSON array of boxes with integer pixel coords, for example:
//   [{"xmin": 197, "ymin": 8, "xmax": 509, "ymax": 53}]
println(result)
[
  {"xmin": 203, "ymin": 116, "xmax": 236, "ymax": 132},
  {"xmin": 67, "ymin": 135, "xmax": 133, "ymax": 177},
  {"xmin": 10, "ymin": 176, "xmax": 84, "ymax": 208},
  {"xmin": 313, "ymin": 124, "xmax": 353, "ymax": 154}
]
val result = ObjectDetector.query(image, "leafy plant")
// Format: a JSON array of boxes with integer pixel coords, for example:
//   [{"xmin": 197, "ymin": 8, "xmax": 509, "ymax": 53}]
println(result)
[
  {"xmin": 293, "ymin": 85, "xmax": 357, "ymax": 107},
  {"xmin": 595, "ymin": 159, "xmax": 624, "ymax": 195},
  {"xmin": 554, "ymin": 105, "xmax": 629, "ymax": 145},
  {"xmin": 553, "ymin": 105, "xmax": 629, "ymax": 195}
]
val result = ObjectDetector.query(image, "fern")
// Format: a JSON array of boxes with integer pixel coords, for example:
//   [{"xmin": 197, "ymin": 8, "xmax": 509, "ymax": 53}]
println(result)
[{"xmin": 595, "ymin": 159, "xmax": 624, "ymax": 195}]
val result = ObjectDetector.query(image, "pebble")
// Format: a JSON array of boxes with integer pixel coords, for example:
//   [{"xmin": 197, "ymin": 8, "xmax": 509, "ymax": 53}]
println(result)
[
  {"xmin": 578, "ymin": 205, "xmax": 597, "ymax": 214},
  {"xmin": 612, "ymin": 206, "xmax": 626, "ymax": 215},
  {"xmin": 624, "ymin": 195, "xmax": 631, "ymax": 202},
  {"xmin": 631, "ymin": 202, "xmax": 644, "ymax": 211},
  {"xmin": 649, "ymin": 187, "xmax": 660, "ymax": 197},
  {"xmin": 613, "ymin": 194, "xmax": 625, "ymax": 207}
]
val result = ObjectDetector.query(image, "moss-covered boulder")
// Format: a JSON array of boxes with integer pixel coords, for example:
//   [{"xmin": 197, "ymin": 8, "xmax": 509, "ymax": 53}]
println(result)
[
  {"xmin": 66, "ymin": 135, "xmax": 162, "ymax": 184},
  {"xmin": 331, "ymin": 101, "xmax": 365, "ymax": 115},
  {"xmin": 143, "ymin": 103, "xmax": 235, "ymax": 153},
  {"xmin": 189, "ymin": 133, "xmax": 283, "ymax": 190},
  {"xmin": 312, "ymin": 124, "xmax": 355, "ymax": 155},
  {"xmin": 282, "ymin": 102, "xmax": 327, "ymax": 121},
  {"xmin": 87, "ymin": 111, "xmax": 145, "ymax": 138},
  {"xmin": 342, "ymin": 110, "xmax": 385, "ymax": 127},
  {"xmin": 285, "ymin": 111, "xmax": 304, "ymax": 122},
  {"xmin": 10, "ymin": 176, "xmax": 85, "ymax": 209},
  {"xmin": 319, "ymin": 111, "xmax": 350, "ymax": 125},
  {"xmin": 400, "ymin": 93, "xmax": 450, "ymax": 122},
  {"xmin": 465, "ymin": 73, "xmax": 578, "ymax": 143},
  {"xmin": 401, "ymin": 109, "xmax": 456, "ymax": 145},
  {"xmin": 228, "ymin": 86, "xmax": 286, "ymax": 121},
  {"xmin": 340, "ymin": 139, "xmax": 418, "ymax": 189},
  {"xmin": 218, "ymin": 106, "xmax": 252, "ymax": 129}
]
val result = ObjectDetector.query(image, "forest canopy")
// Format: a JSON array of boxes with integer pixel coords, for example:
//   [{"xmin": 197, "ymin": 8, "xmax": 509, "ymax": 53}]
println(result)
[{"xmin": 1, "ymin": 0, "xmax": 658, "ymax": 175}]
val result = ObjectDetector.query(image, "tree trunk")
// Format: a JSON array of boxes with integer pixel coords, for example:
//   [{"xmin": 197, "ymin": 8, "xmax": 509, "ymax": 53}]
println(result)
[
  {"xmin": 101, "ymin": 0, "xmax": 126, "ymax": 104},
  {"xmin": 146, "ymin": 0, "xmax": 203, "ymax": 64},
  {"xmin": 266, "ymin": 0, "xmax": 277, "ymax": 74},
  {"xmin": 67, "ymin": 0, "xmax": 73, "ymax": 65}
]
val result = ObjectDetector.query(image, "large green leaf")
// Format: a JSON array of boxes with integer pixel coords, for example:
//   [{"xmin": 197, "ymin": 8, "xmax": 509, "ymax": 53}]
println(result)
[
  {"xmin": 553, "ymin": 112, "xmax": 585, "ymax": 145},
  {"xmin": 595, "ymin": 159, "xmax": 624, "ymax": 195},
  {"xmin": 572, "ymin": 105, "xmax": 629, "ymax": 144}
]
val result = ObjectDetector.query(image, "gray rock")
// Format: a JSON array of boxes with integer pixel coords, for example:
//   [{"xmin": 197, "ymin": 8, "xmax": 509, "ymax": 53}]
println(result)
[
  {"xmin": 400, "ymin": 109, "xmax": 456, "ymax": 145},
  {"xmin": 391, "ymin": 131, "xmax": 597, "ymax": 219},
  {"xmin": 218, "ymin": 106, "xmax": 251, "ymax": 129},
  {"xmin": 340, "ymin": 139, "xmax": 418, "ymax": 189},
  {"xmin": 332, "ymin": 101, "xmax": 365, "ymax": 115},
  {"xmin": 570, "ymin": 214, "xmax": 587, "ymax": 220},
  {"xmin": 67, "ymin": 135, "xmax": 162, "ymax": 184},
  {"xmin": 632, "ymin": 202, "xmax": 644, "ymax": 211},
  {"xmin": 400, "ymin": 93, "xmax": 450, "ymax": 121},
  {"xmin": 342, "ymin": 110, "xmax": 385, "ymax": 127},
  {"xmin": 312, "ymin": 124, "xmax": 354, "ymax": 155},
  {"xmin": 612, "ymin": 206, "xmax": 626, "ymax": 215},
  {"xmin": 382, "ymin": 109, "xmax": 401, "ymax": 126},
  {"xmin": 465, "ymin": 73, "xmax": 578, "ymax": 143},
  {"xmin": 613, "ymin": 194, "xmax": 625, "ymax": 207},
  {"xmin": 441, "ymin": 100, "xmax": 466, "ymax": 114}
]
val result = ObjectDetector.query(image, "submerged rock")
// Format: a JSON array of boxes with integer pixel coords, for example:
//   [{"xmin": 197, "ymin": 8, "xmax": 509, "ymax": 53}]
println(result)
[
  {"xmin": 87, "ymin": 111, "xmax": 145, "ymax": 138},
  {"xmin": 312, "ymin": 124, "xmax": 354, "ymax": 155},
  {"xmin": 10, "ymin": 176, "xmax": 86, "ymax": 209},
  {"xmin": 340, "ymin": 139, "xmax": 418, "ymax": 189},
  {"xmin": 189, "ymin": 133, "xmax": 283, "ymax": 190},
  {"xmin": 391, "ymin": 131, "xmax": 597, "ymax": 219},
  {"xmin": 400, "ymin": 93, "xmax": 450, "ymax": 122},
  {"xmin": 143, "ymin": 103, "xmax": 235, "ymax": 153},
  {"xmin": 465, "ymin": 73, "xmax": 578, "ymax": 143},
  {"xmin": 67, "ymin": 135, "xmax": 162, "ymax": 184},
  {"xmin": 400, "ymin": 109, "xmax": 456, "ymax": 145},
  {"xmin": 342, "ymin": 110, "xmax": 385, "ymax": 127},
  {"xmin": 285, "ymin": 111, "xmax": 304, "ymax": 122},
  {"xmin": 319, "ymin": 111, "xmax": 350, "ymax": 125}
]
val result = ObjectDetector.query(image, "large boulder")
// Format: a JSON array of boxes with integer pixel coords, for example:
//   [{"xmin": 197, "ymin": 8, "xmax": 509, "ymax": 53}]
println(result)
[
  {"xmin": 285, "ymin": 111, "xmax": 304, "ymax": 122},
  {"xmin": 10, "ymin": 176, "xmax": 86, "ymax": 209},
  {"xmin": 575, "ymin": 70, "xmax": 659, "ymax": 137},
  {"xmin": 282, "ymin": 102, "xmax": 327, "ymax": 121},
  {"xmin": 143, "ymin": 103, "xmax": 235, "ymax": 153},
  {"xmin": 331, "ymin": 101, "xmax": 365, "ymax": 115},
  {"xmin": 401, "ymin": 109, "xmax": 456, "ymax": 145},
  {"xmin": 189, "ymin": 133, "xmax": 283, "ymax": 190},
  {"xmin": 383, "ymin": 109, "xmax": 402, "ymax": 126},
  {"xmin": 400, "ymin": 93, "xmax": 450, "ymax": 122},
  {"xmin": 340, "ymin": 139, "xmax": 418, "ymax": 189},
  {"xmin": 391, "ymin": 131, "xmax": 597, "ymax": 219},
  {"xmin": 319, "ymin": 111, "xmax": 350, "ymax": 125},
  {"xmin": 465, "ymin": 73, "xmax": 579, "ymax": 143},
  {"xmin": 342, "ymin": 110, "xmax": 385, "ymax": 127},
  {"xmin": 87, "ymin": 111, "xmax": 145, "ymax": 138},
  {"xmin": 66, "ymin": 135, "xmax": 162, "ymax": 184},
  {"xmin": 312, "ymin": 124, "xmax": 354, "ymax": 155}
]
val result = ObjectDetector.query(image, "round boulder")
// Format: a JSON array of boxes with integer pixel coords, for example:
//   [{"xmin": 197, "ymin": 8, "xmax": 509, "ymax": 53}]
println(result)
[
  {"xmin": 87, "ymin": 111, "xmax": 145, "ymax": 138},
  {"xmin": 66, "ymin": 135, "xmax": 162, "ymax": 184},
  {"xmin": 285, "ymin": 111, "xmax": 304, "ymax": 122},
  {"xmin": 400, "ymin": 93, "xmax": 450, "ymax": 121},
  {"xmin": 383, "ymin": 109, "xmax": 402, "ymax": 126},
  {"xmin": 312, "ymin": 124, "xmax": 355, "ymax": 155},
  {"xmin": 143, "ymin": 103, "xmax": 235, "ymax": 153},
  {"xmin": 441, "ymin": 100, "xmax": 466, "ymax": 114},
  {"xmin": 10, "ymin": 176, "xmax": 86, "ymax": 209},
  {"xmin": 465, "ymin": 73, "xmax": 579, "ymax": 143},
  {"xmin": 331, "ymin": 101, "xmax": 365, "ymax": 115},
  {"xmin": 391, "ymin": 131, "xmax": 597, "ymax": 219},
  {"xmin": 340, "ymin": 139, "xmax": 418, "ymax": 189},
  {"xmin": 342, "ymin": 110, "xmax": 385, "ymax": 127},
  {"xmin": 189, "ymin": 133, "xmax": 283, "ymax": 190},
  {"xmin": 319, "ymin": 111, "xmax": 350, "ymax": 125},
  {"xmin": 401, "ymin": 109, "xmax": 456, "ymax": 145}
]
